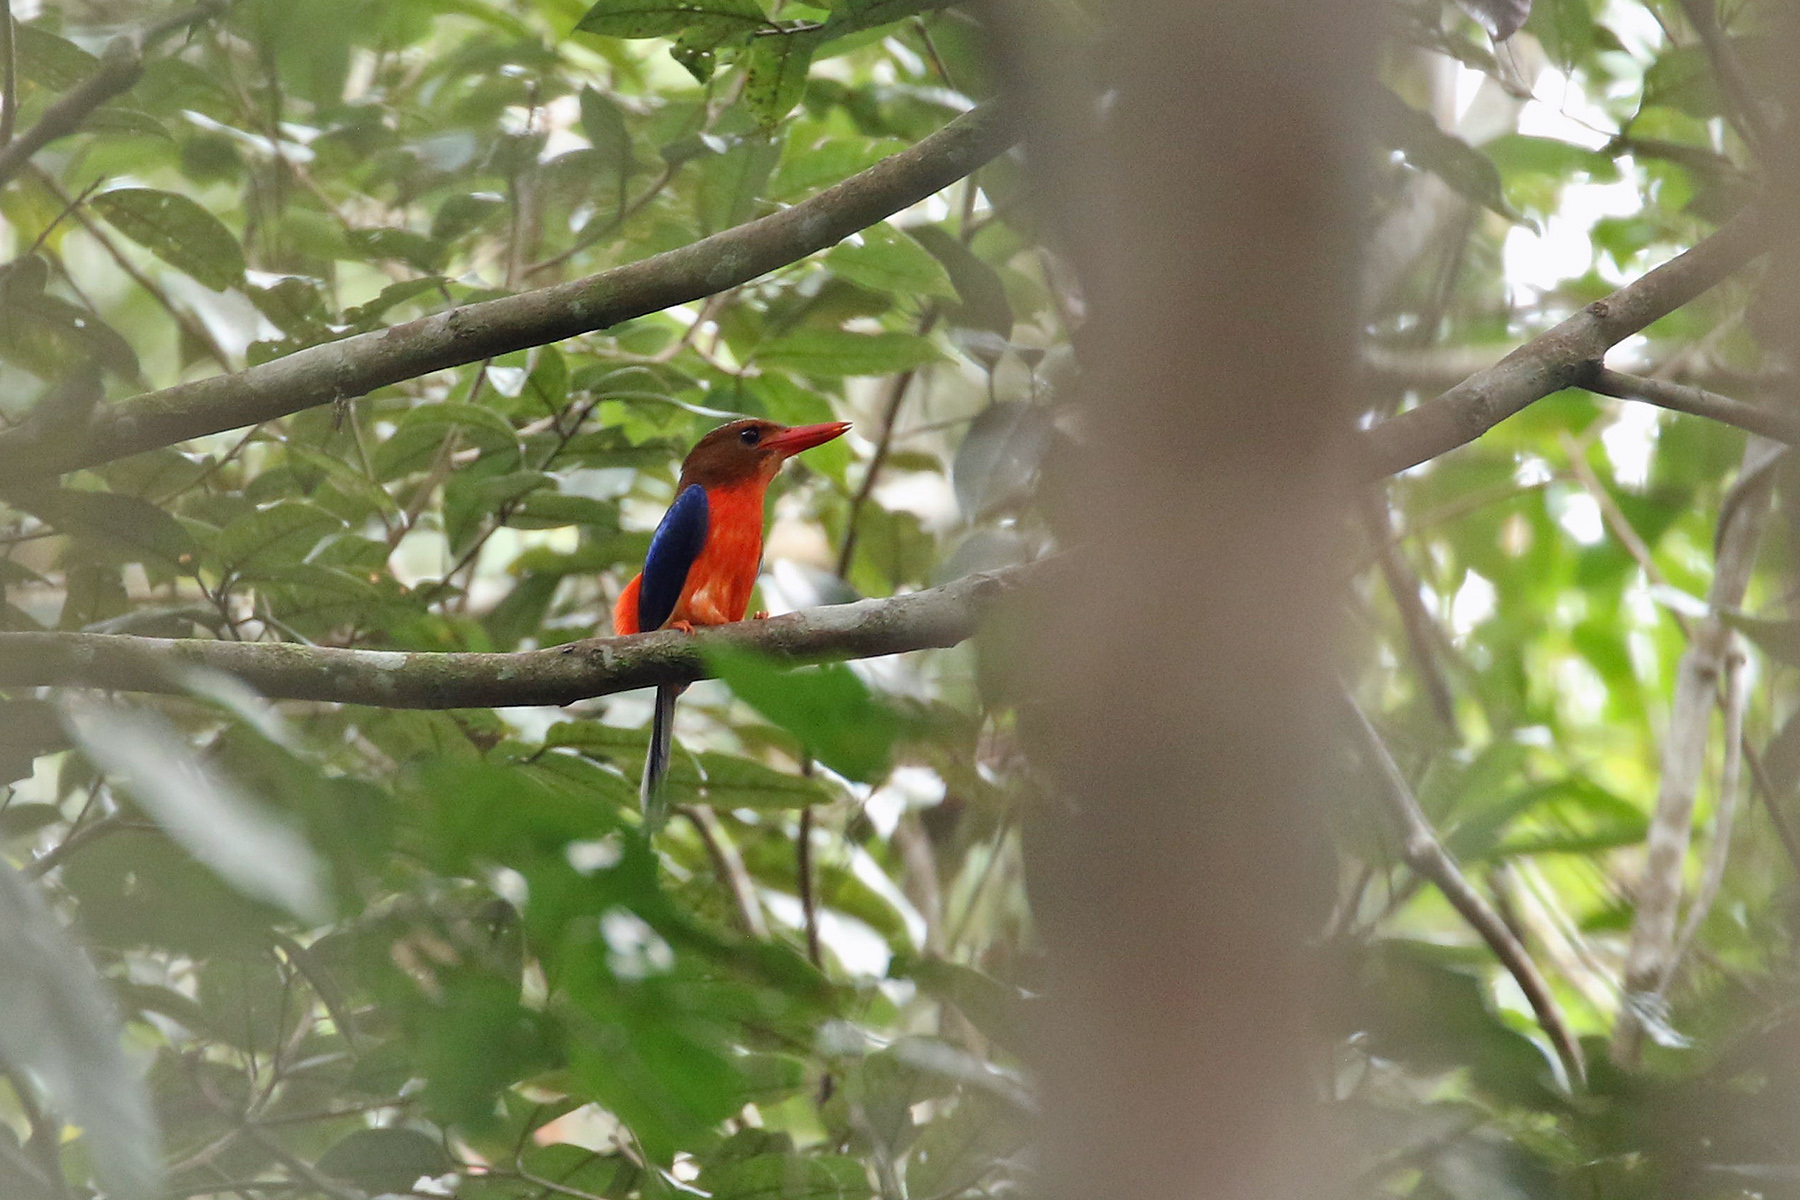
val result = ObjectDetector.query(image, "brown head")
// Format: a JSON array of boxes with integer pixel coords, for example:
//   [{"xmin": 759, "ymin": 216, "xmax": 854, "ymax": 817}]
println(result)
[{"xmin": 677, "ymin": 418, "xmax": 851, "ymax": 490}]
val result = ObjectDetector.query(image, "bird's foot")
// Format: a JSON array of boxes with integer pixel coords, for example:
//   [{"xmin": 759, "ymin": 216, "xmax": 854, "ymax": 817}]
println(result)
[
  {"xmin": 751, "ymin": 610, "xmax": 769, "ymax": 621},
  {"xmin": 669, "ymin": 620, "xmax": 695, "ymax": 635}
]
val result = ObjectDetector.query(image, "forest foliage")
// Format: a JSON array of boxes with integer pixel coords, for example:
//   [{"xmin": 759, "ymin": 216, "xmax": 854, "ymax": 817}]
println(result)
[{"xmin": 0, "ymin": 0, "xmax": 1796, "ymax": 1198}]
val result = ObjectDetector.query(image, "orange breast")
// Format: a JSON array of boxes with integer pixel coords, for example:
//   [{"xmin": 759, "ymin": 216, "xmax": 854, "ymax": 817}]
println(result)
[
  {"xmin": 614, "ymin": 482, "xmax": 769, "ymax": 635},
  {"xmin": 672, "ymin": 483, "xmax": 766, "ymax": 626}
]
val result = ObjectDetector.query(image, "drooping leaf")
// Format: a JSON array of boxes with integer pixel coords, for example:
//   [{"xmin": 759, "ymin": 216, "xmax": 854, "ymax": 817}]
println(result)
[
  {"xmin": 63, "ymin": 703, "xmax": 330, "ymax": 923},
  {"xmin": 825, "ymin": 223, "xmax": 957, "ymax": 300},
  {"xmin": 576, "ymin": 0, "xmax": 768, "ymax": 40},
  {"xmin": 907, "ymin": 225, "xmax": 1014, "ymax": 335},
  {"xmin": 697, "ymin": 135, "xmax": 782, "ymax": 233},
  {"xmin": 90, "ymin": 187, "xmax": 247, "ymax": 292},
  {"xmin": 1372, "ymin": 88, "xmax": 1521, "ymax": 223},
  {"xmin": 211, "ymin": 501, "xmax": 346, "ymax": 576},
  {"xmin": 706, "ymin": 646, "xmax": 903, "ymax": 782},
  {"xmin": 744, "ymin": 29, "xmax": 822, "ymax": 126},
  {"xmin": 11, "ymin": 487, "xmax": 197, "ymax": 569},
  {"xmin": 1454, "ymin": 0, "xmax": 1532, "ymax": 40},
  {"xmin": 315, "ymin": 1127, "xmax": 450, "ymax": 1194},
  {"xmin": 0, "ymin": 858, "xmax": 161, "ymax": 1200},
  {"xmin": 818, "ymin": 0, "xmax": 958, "ymax": 41},
  {"xmin": 664, "ymin": 750, "xmax": 838, "ymax": 809},
  {"xmin": 700, "ymin": 1151, "xmax": 870, "ymax": 1199},
  {"xmin": 756, "ymin": 329, "xmax": 943, "ymax": 377},
  {"xmin": 952, "ymin": 402, "xmax": 1054, "ymax": 520}
]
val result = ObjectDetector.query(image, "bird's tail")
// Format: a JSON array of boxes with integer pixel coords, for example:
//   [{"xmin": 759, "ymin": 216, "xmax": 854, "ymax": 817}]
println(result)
[{"xmin": 640, "ymin": 683, "xmax": 681, "ymax": 830}]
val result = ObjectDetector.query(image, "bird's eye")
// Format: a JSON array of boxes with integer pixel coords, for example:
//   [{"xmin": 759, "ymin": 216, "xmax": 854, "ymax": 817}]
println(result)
[{"xmin": 738, "ymin": 427, "xmax": 761, "ymax": 446}]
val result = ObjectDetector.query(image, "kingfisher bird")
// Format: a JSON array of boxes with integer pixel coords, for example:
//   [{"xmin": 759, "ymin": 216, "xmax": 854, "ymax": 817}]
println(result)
[{"xmin": 613, "ymin": 417, "xmax": 851, "ymax": 825}]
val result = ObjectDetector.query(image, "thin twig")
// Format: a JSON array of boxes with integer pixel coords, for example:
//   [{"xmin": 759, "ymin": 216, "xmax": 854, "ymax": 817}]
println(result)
[
  {"xmin": 797, "ymin": 804, "xmax": 822, "ymax": 967},
  {"xmin": 1361, "ymin": 495, "xmax": 1457, "ymax": 731},
  {"xmin": 836, "ymin": 307, "xmax": 939, "ymax": 577},
  {"xmin": 1742, "ymin": 738, "xmax": 1800, "ymax": 879},
  {"xmin": 1588, "ymin": 366, "xmax": 1800, "ymax": 446},
  {"xmin": 1341, "ymin": 691, "xmax": 1587, "ymax": 1089},
  {"xmin": 0, "ymin": 0, "xmax": 16, "ymax": 149},
  {"xmin": 23, "ymin": 815, "xmax": 158, "ymax": 879},
  {"xmin": 680, "ymin": 805, "xmax": 768, "ymax": 938}
]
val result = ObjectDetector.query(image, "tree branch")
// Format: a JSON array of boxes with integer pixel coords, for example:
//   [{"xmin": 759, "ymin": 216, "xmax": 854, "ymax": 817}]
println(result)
[
  {"xmin": 0, "ymin": 563, "xmax": 1038, "ymax": 707},
  {"xmin": 1361, "ymin": 203, "xmax": 1770, "ymax": 479},
  {"xmin": 1341, "ymin": 692, "xmax": 1587, "ymax": 1090},
  {"xmin": 1610, "ymin": 439, "xmax": 1778, "ymax": 1067},
  {"xmin": 1586, "ymin": 366, "xmax": 1800, "ymax": 445},
  {"xmin": 0, "ymin": 37, "xmax": 141, "ymax": 190},
  {"xmin": 0, "ymin": 101, "xmax": 1017, "ymax": 481}
]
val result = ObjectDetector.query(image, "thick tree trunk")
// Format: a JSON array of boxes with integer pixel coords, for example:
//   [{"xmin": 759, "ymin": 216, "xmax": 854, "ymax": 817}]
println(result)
[{"xmin": 1005, "ymin": 2, "xmax": 1374, "ymax": 1197}]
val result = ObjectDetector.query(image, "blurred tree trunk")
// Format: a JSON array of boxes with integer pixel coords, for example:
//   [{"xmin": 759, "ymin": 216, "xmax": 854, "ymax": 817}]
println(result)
[{"xmin": 1004, "ymin": 1, "xmax": 1374, "ymax": 1197}]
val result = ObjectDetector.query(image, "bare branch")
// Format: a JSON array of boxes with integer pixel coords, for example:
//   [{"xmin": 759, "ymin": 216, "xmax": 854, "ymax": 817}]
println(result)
[
  {"xmin": 1342, "ymin": 692, "xmax": 1587, "ymax": 1090},
  {"xmin": 0, "ymin": 102, "xmax": 1016, "ymax": 481},
  {"xmin": 1611, "ymin": 440, "xmax": 1778, "ymax": 1067},
  {"xmin": 1363, "ymin": 343, "xmax": 1770, "ymax": 402},
  {"xmin": 1588, "ymin": 367, "xmax": 1800, "ymax": 445},
  {"xmin": 0, "ymin": 563, "xmax": 1038, "ymax": 707},
  {"xmin": 1361, "ymin": 203, "xmax": 1770, "ymax": 479},
  {"xmin": 0, "ymin": 37, "xmax": 141, "ymax": 190},
  {"xmin": 1361, "ymin": 496, "xmax": 1457, "ymax": 731},
  {"xmin": 1665, "ymin": 643, "xmax": 1746, "ymax": 988}
]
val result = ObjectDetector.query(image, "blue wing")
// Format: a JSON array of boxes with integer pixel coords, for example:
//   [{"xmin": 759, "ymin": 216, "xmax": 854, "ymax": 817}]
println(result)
[{"xmin": 638, "ymin": 484, "xmax": 709, "ymax": 631}]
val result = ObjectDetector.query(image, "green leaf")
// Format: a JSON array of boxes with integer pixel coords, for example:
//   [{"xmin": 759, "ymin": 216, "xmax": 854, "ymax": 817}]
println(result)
[
  {"xmin": 665, "ymin": 751, "xmax": 837, "ymax": 809},
  {"xmin": 825, "ymin": 223, "xmax": 957, "ymax": 300},
  {"xmin": 1372, "ymin": 89, "xmax": 1520, "ymax": 224},
  {"xmin": 952, "ymin": 401, "xmax": 1054, "ymax": 520},
  {"xmin": 315, "ymin": 1128, "xmax": 449, "ymax": 1194},
  {"xmin": 891, "ymin": 955, "xmax": 1029, "ymax": 1055},
  {"xmin": 90, "ymin": 188, "xmax": 247, "ymax": 292},
  {"xmin": 63, "ymin": 703, "xmax": 330, "ymax": 922},
  {"xmin": 698, "ymin": 135, "xmax": 782, "ymax": 233},
  {"xmin": 0, "ymin": 858, "xmax": 161, "ymax": 1200},
  {"xmin": 706, "ymin": 646, "xmax": 902, "ymax": 782},
  {"xmin": 907, "ymin": 225, "xmax": 1014, "ymax": 336},
  {"xmin": 744, "ymin": 29, "xmax": 822, "ymax": 126},
  {"xmin": 579, "ymin": 87, "xmax": 636, "ymax": 172},
  {"xmin": 0, "ymin": 699, "xmax": 67, "ymax": 786},
  {"xmin": 0, "ymin": 291, "xmax": 140, "ymax": 380},
  {"xmin": 701, "ymin": 1151, "xmax": 869, "ymax": 1199},
  {"xmin": 577, "ymin": 0, "xmax": 768, "ymax": 39},
  {"xmin": 13, "ymin": 26, "xmax": 100, "ymax": 90},
  {"xmin": 12, "ymin": 487, "xmax": 197, "ymax": 569},
  {"xmin": 818, "ymin": 0, "xmax": 957, "ymax": 41},
  {"xmin": 1453, "ymin": 0, "xmax": 1531, "ymax": 39},
  {"xmin": 212, "ymin": 502, "xmax": 346, "ymax": 576},
  {"xmin": 756, "ymin": 329, "xmax": 942, "ymax": 377}
]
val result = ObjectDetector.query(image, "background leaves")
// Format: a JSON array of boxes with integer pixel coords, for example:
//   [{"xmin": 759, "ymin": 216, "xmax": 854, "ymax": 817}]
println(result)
[{"xmin": 0, "ymin": 0, "xmax": 1794, "ymax": 1198}]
